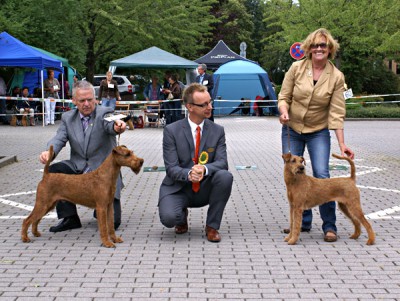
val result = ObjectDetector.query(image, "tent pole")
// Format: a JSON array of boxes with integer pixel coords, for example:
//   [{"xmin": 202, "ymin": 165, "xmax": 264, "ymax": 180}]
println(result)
[{"xmin": 41, "ymin": 70, "xmax": 45, "ymax": 127}]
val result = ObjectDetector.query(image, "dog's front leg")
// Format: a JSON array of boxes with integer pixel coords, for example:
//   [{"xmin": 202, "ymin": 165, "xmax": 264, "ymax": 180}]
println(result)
[
  {"xmin": 96, "ymin": 207, "xmax": 115, "ymax": 248},
  {"xmin": 287, "ymin": 207, "xmax": 303, "ymax": 245},
  {"xmin": 284, "ymin": 204, "xmax": 294, "ymax": 242},
  {"xmin": 107, "ymin": 202, "xmax": 123, "ymax": 244}
]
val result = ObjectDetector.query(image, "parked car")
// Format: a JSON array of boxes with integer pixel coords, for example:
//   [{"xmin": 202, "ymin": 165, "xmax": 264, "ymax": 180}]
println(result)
[{"xmin": 83, "ymin": 74, "xmax": 135, "ymax": 100}]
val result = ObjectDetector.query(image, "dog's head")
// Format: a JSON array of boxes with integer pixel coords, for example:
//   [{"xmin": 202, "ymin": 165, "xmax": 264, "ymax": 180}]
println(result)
[
  {"xmin": 282, "ymin": 153, "xmax": 306, "ymax": 175},
  {"xmin": 112, "ymin": 145, "xmax": 144, "ymax": 174}
]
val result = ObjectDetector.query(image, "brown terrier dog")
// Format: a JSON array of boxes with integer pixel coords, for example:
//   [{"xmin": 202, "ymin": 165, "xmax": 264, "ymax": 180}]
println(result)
[
  {"xmin": 282, "ymin": 153, "xmax": 375, "ymax": 245},
  {"xmin": 21, "ymin": 145, "xmax": 144, "ymax": 248}
]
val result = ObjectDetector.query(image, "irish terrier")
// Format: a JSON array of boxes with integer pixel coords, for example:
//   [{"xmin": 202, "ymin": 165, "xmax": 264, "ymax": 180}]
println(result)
[
  {"xmin": 21, "ymin": 145, "xmax": 144, "ymax": 248},
  {"xmin": 282, "ymin": 153, "xmax": 375, "ymax": 245}
]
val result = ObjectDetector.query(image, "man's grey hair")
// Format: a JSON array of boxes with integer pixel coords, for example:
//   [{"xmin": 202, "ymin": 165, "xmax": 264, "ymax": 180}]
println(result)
[
  {"xmin": 72, "ymin": 80, "xmax": 95, "ymax": 98},
  {"xmin": 199, "ymin": 63, "xmax": 207, "ymax": 71}
]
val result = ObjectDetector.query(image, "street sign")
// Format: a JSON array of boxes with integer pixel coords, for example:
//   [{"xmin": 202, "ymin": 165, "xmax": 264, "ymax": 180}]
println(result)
[
  {"xmin": 240, "ymin": 42, "xmax": 247, "ymax": 58},
  {"xmin": 290, "ymin": 42, "xmax": 305, "ymax": 60}
]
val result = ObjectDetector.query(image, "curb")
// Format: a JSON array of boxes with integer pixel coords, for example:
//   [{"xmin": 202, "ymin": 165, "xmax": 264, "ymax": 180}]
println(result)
[{"xmin": 0, "ymin": 155, "xmax": 17, "ymax": 168}]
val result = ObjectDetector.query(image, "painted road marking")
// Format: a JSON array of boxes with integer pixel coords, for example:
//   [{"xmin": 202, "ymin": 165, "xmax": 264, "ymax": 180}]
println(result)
[
  {"xmin": 365, "ymin": 206, "xmax": 400, "ymax": 220},
  {"xmin": 0, "ymin": 162, "xmax": 398, "ymax": 220},
  {"xmin": 0, "ymin": 192, "xmax": 57, "ymax": 219}
]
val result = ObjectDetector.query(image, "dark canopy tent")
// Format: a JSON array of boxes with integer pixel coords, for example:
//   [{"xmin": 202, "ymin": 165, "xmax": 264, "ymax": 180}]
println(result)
[
  {"xmin": 109, "ymin": 46, "xmax": 198, "ymax": 83},
  {"xmin": 195, "ymin": 40, "xmax": 254, "ymax": 70}
]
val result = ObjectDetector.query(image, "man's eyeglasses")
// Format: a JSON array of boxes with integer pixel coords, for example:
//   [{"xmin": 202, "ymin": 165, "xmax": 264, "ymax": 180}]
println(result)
[
  {"xmin": 191, "ymin": 100, "xmax": 213, "ymax": 108},
  {"xmin": 76, "ymin": 98, "xmax": 94, "ymax": 104},
  {"xmin": 311, "ymin": 43, "xmax": 328, "ymax": 49}
]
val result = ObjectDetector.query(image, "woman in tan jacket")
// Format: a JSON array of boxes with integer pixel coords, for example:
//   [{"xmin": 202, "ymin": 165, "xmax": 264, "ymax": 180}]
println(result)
[{"xmin": 278, "ymin": 28, "xmax": 354, "ymax": 243}]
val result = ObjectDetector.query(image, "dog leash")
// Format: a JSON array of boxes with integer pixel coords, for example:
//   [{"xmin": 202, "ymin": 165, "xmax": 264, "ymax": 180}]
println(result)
[{"xmin": 286, "ymin": 124, "xmax": 291, "ymax": 153}]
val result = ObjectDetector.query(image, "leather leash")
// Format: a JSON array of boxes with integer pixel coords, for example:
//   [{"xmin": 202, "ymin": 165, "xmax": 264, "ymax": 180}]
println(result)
[{"xmin": 286, "ymin": 124, "xmax": 291, "ymax": 153}]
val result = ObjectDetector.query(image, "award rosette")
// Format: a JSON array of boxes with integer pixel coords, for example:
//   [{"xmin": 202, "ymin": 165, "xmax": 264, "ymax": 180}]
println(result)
[{"xmin": 198, "ymin": 151, "xmax": 209, "ymax": 165}]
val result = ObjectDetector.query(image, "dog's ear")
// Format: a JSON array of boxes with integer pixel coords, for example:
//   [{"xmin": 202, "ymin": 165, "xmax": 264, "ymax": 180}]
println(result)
[
  {"xmin": 282, "ymin": 153, "xmax": 291, "ymax": 162},
  {"xmin": 113, "ymin": 145, "xmax": 131, "ymax": 156},
  {"xmin": 300, "ymin": 156, "xmax": 306, "ymax": 166}
]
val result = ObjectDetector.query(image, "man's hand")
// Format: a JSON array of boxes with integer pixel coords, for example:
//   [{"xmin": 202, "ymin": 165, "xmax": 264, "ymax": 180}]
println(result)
[
  {"xmin": 39, "ymin": 150, "xmax": 50, "ymax": 164},
  {"xmin": 114, "ymin": 120, "xmax": 126, "ymax": 134},
  {"xmin": 189, "ymin": 164, "xmax": 205, "ymax": 183}
]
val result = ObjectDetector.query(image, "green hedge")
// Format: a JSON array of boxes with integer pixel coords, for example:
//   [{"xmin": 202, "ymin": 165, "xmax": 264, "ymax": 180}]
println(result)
[{"xmin": 346, "ymin": 103, "xmax": 400, "ymax": 118}]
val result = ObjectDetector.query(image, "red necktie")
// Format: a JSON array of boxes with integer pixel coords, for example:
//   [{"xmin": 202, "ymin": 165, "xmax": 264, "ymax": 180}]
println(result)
[{"xmin": 192, "ymin": 126, "xmax": 201, "ymax": 192}]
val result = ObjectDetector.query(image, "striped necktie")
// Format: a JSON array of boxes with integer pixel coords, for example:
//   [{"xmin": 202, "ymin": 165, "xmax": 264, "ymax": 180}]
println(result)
[{"xmin": 82, "ymin": 116, "xmax": 90, "ymax": 134}]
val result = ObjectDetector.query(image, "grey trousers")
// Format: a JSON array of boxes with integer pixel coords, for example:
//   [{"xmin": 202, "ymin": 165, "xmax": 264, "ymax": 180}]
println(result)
[{"xmin": 159, "ymin": 170, "xmax": 233, "ymax": 230}]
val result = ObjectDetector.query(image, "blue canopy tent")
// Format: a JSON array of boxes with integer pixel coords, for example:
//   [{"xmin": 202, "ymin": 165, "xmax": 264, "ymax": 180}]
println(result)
[
  {"xmin": 211, "ymin": 60, "xmax": 277, "ymax": 115},
  {"xmin": 0, "ymin": 31, "xmax": 63, "ymax": 96},
  {"xmin": 0, "ymin": 32, "xmax": 62, "ymax": 70},
  {"xmin": 10, "ymin": 46, "xmax": 76, "ymax": 98}
]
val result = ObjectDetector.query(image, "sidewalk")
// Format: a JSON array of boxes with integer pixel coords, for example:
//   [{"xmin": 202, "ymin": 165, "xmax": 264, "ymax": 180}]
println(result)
[{"xmin": 1, "ymin": 117, "xmax": 399, "ymax": 300}]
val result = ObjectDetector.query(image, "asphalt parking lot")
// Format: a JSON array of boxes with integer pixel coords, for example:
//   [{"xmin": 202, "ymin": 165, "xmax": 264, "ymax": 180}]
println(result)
[{"xmin": 1, "ymin": 116, "xmax": 399, "ymax": 300}]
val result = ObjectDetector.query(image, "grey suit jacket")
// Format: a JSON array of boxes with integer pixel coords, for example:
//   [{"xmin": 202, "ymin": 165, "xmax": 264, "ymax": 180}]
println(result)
[
  {"xmin": 47, "ymin": 105, "xmax": 123, "ymax": 198},
  {"xmin": 159, "ymin": 117, "xmax": 228, "ymax": 200}
]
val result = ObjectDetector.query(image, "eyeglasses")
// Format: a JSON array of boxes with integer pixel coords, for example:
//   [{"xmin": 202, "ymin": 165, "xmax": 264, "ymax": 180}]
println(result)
[
  {"xmin": 76, "ymin": 98, "xmax": 94, "ymax": 104},
  {"xmin": 191, "ymin": 100, "xmax": 213, "ymax": 108},
  {"xmin": 311, "ymin": 43, "xmax": 328, "ymax": 49}
]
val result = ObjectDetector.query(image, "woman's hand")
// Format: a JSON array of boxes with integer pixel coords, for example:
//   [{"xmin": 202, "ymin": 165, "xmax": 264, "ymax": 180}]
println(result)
[{"xmin": 279, "ymin": 106, "xmax": 289, "ymax": 124}]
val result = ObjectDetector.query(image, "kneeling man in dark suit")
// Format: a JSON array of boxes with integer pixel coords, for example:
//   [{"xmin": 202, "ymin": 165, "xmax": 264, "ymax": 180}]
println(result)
[{"xmin": 158, "ymin": 83, "xmax": 233, "ymax": 242}]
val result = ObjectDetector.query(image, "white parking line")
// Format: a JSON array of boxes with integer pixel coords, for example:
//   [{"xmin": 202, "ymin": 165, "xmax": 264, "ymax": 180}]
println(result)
[
  {"xmin": 365, "ymin": 206, "xmax": 400, "ymax": 220},
  {"xmin": 0, "ymin": 193, "xmax": 57, "ymax": 219}
]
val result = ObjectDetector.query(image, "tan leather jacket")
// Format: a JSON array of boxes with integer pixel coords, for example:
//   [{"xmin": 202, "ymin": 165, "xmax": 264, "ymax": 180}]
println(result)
[{"xmin": 278, "ymin": 59, "xmax": 346, "ymax": 134}]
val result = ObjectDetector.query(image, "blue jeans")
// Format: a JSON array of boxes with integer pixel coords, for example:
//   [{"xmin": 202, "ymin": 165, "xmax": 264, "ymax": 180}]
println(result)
[
  {"xmin": 101, "ymin": 98, "xmax": 116, "ymax": 110},
  {"xmin": 281, "ymin": 126, "xmax": 337, "ymax": 234}
]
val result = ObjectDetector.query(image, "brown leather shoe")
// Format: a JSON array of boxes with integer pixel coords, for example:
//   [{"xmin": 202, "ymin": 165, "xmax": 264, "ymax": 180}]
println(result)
[
  {"xmin": 175, "ymin": 209, "xmax": 188, "ymax": 234},
  {"xmin": 205, "ymin": 225, "xmax": 221, "ymax": 243},
  {"xmin": 324, "ymin": 230, "xmax": 337, "ymax": 242}
]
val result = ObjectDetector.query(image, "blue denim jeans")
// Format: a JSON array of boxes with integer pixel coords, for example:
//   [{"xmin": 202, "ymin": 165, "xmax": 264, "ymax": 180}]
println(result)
[
  {"xmin": 101, "ymin": 98, "xmax": 116, "ymax": 110},
  {"xmin": 281, "ymin": 126, "xmax": 337, "ymax": 234}
]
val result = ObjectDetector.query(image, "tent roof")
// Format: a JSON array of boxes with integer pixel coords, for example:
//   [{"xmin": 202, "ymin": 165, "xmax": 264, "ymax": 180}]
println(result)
[
  {"xmin": 31, "ymin": 46, "xmax": 69, "ymax": 68},
  {"xmin": 0, "ymin": 31, "xmax": 63, "ymax": 70},
  {"xmin": 110, "ymin": 46, "xmax": 198, "ymax": 69},
  {"xmin": 195, "ymin": 40, "xmax": 254, "ymax": 69},
  {"xmin": 215, "ymin": 60, "xmax": 267, "ymax": 75}
]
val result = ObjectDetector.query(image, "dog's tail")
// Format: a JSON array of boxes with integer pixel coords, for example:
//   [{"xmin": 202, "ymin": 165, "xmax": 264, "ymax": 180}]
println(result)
[
  {"xmin": 332, "ymin": 153, "xmax": 356, "ymax": 180},
  {"xmin": 43, "ymin": 145, "xmax": 55, "ymax": 176}
]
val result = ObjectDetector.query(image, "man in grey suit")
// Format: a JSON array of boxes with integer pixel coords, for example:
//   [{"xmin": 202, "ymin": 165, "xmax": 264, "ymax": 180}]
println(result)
[
  {"xmin": 39, "ymin": 80, "xmax": 126, "ymax": 232},
  {"xmin": 158, "ymin": 83, "xmax": 233, "ymax": 242}
]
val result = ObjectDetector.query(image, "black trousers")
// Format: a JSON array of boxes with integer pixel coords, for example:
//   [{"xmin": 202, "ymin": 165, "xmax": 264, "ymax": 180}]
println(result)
[{"xmin": 48, "ymin": 162, "xmax": 121, "ymax": 223}]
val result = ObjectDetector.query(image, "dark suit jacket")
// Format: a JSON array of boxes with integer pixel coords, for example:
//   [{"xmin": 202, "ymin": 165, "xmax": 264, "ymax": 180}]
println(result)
[
  {"xmin": 159, "ymin": 117, "xmax": 228, "ymax": 200},
  {"xmin": 47, "ymin": 105, "xmax": 123, "ymax": 198},
  {"xmin": 196, "ymin": 73, "xmax": 214, "ymax": 94}
]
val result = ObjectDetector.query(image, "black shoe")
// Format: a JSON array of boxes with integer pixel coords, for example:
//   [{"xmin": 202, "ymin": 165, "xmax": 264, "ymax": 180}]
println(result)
[
  {"xmin": 283, "ymin": 227, "xmax": 311, "ymax": 234},
  {"xmin": 49, "ymin": 216, "xmax": 82, "ymax": 233}
]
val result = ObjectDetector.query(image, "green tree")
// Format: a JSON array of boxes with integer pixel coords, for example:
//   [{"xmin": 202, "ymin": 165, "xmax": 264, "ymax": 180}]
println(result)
[
  {"xmin": 259, "ymin": 0, "xmax": 400, "ymax": 93},
  {"xmin": 205, "ymin": 0, "xmax": 254, "ymax": 59},
  {"xmin": 1, "ymin": 0, "xmax": 217, "ymax": 81}
]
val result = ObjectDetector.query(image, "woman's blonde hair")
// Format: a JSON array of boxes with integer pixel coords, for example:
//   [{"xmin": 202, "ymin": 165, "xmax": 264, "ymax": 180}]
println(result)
[{"xmin": 301, "ymin": 28, "xmax": 339, "ymax": 60}]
